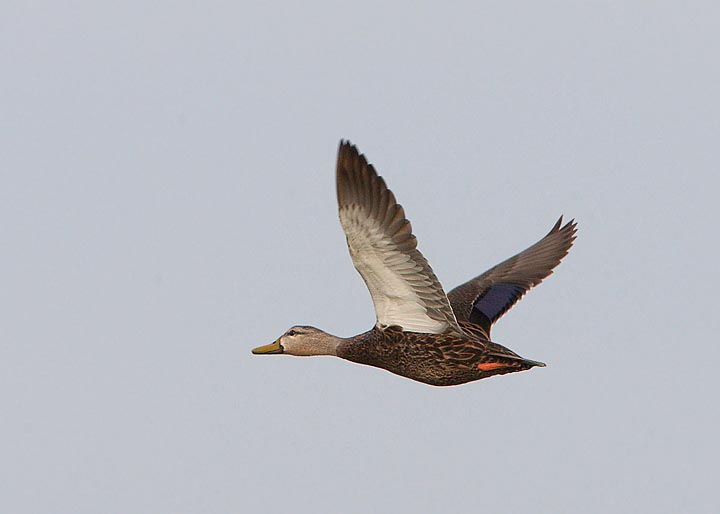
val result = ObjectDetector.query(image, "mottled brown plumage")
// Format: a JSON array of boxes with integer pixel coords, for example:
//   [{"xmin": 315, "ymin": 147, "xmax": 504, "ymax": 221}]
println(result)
[
  {"xmin": 252, "ymin": 140, "xmax": 576, "ymax": 386},
  {"xmin": 337, "ymin": 325, "xmax": 543, "ymax": 386}
]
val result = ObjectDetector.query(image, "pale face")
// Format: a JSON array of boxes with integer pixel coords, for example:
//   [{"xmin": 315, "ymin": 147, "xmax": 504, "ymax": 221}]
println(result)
[
  {"xmin": 252, "ymin": 326, "xmax": 336, "ymax": 356},
  {"xmin": 277, "ymin": 326, "xmax": 317, "ymax": 355}
]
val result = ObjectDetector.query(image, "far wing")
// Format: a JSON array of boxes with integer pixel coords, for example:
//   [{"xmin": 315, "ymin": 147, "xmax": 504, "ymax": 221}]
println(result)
[{"xmin": 447, "ymin": 217, "xmax": 577, "ymax": 338}]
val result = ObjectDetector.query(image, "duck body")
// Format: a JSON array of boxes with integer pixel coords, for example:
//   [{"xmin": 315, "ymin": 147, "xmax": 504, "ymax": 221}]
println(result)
[{"xmin": 338, "ymin": 324, "xmax": 542, "ymax": 386}]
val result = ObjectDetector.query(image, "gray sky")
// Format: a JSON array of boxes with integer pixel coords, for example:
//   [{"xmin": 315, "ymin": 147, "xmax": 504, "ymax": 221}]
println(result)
[{"xmin": 2, "ymin": 1, "xmax": 719, "ymax": 513}]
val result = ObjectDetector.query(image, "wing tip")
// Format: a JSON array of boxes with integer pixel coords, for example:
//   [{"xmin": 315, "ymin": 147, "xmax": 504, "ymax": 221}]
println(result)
[
  {"xmin": 338, "ymin": 138, "xmax": 356, "ymax": 156},
  {"xmin": 551, "ymin": 215, "xmax": 578, "ymax": 234},
  {"xmin": 548, "ymin": 215, "xmax": 579, "ymax": 251},
  {"xmin": 336, "ymin": 140, "xmax": 394, "ymax": 222}
]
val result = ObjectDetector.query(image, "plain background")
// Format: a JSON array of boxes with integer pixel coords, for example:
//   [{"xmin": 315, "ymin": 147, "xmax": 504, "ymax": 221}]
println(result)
[{"xmin": 2, "ymin": 1, "xmax": 719, "ymax": 513}]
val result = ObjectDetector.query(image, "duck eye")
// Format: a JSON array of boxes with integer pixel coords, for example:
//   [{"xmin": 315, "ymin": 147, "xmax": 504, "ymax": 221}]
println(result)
[{"xmin": 287, "ymin": 330, "xmax": 297, "ymax": 336}]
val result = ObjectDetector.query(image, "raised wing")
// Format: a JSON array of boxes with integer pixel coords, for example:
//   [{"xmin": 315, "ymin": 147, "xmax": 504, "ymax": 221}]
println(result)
[
  {"xmin": 447, "ymin": 217, "xmax": 577, "ymax": 338},
  {"xmin": 336, "ymin": 141, "xmax": 462, "ymax": 335}
]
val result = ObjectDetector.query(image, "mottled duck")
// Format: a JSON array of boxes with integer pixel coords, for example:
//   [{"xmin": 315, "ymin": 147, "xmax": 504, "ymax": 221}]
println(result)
[{"xmin": 252, "ymin": 141, "xmax": 576, "ymax": 386}]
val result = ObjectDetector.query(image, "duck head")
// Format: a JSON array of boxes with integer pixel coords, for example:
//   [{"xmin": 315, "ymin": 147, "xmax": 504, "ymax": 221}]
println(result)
[{"xmin": 252, "ymin": 326, "xmax": 340, "ymax": 356}]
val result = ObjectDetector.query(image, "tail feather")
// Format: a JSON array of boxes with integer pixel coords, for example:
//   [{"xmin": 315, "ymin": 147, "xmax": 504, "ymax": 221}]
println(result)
[{"xmin": 485, "ymin": 347, "xmax": 546, "ymax": 368}]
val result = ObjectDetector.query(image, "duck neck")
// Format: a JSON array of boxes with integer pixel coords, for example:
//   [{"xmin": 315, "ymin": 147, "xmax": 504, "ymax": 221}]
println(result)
[
  {"xmin": 313, "ymin": 333, "xmax": 343, "ymax": 356},
  {"xmin": 334, "ymin": 330, "xmax": 375, "ymax": 363}
]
